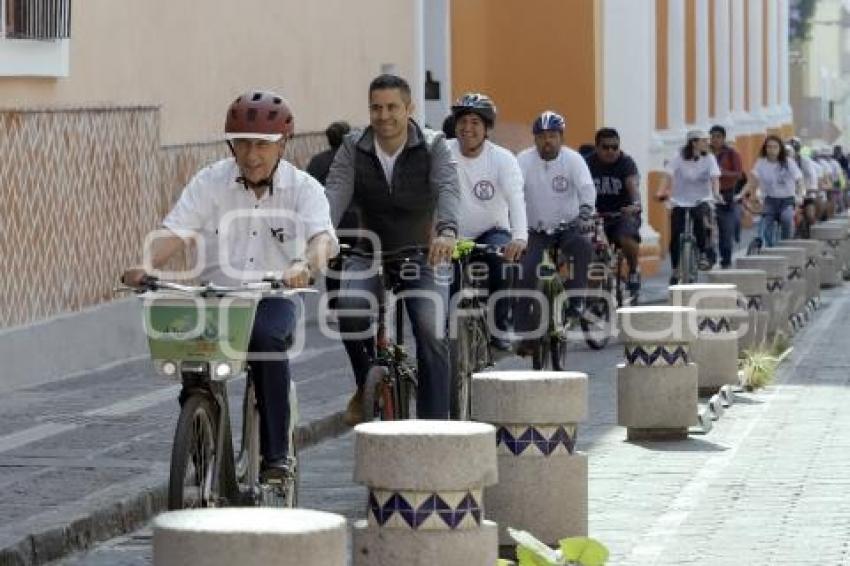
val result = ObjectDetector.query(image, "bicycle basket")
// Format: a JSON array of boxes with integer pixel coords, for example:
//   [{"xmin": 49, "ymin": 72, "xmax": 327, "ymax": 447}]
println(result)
[{"xmin": 142, "ymin": 294, "xmax": 259, "ymax": 371}]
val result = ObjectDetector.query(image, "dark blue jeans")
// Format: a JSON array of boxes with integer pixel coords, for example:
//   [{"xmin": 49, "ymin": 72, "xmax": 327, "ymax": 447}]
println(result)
[
  {"xmin": 451, "ymin": 228, "xmax": 513, "ymax": 332},
  {"xmin": 514, "ymin": 226, "xmax": 593, "ymax": 335},
  {"xmin": 716, "ymin": 202, "xmax": 738, "ymax": 267},
  {"xmin": 761, "ymin": 196, "xmax": 795, "ymax": 246},
  {"xmin": 337, "ymin": 256, "xmax": 451, "ymax": 419},
  {"xmin": 247, "ymin": 297, "xmax": 297, "ymax": 462}
]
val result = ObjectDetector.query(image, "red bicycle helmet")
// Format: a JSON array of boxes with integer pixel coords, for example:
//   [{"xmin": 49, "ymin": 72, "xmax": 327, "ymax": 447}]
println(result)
[{"xmin": 225, "ymin": 91, "xmax": 294, "ymax": 141}]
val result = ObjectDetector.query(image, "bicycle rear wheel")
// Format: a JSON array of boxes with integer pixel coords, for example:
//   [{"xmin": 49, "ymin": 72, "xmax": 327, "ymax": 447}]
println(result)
[
  {"xmin": 168, "ymin": 393, "xmax": 223, "ymax": 510},
  {"xmin": 362, "ymin": 365, "xmax": 396, "ymax": 420}
]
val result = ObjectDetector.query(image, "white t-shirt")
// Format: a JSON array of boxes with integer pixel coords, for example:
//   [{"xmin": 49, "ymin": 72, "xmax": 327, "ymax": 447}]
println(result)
[
  {"xmin": 375, "ymin": 142, "xmax": 404, "ymax": 185},
  {"xmin": 517, "ymin": 146, "xmax": 596, "ymax": 231},
  {"xmin": 163, "ymin": 158, "xmax": 338, "ymax": 286},
  {"xmin": 666, "ymin": 153, "xmax": 721, "ymax": 207},
  {"xmin": 447, "ymin": 139, "xmax": 528, "ymax": 240},
  {"xmin": 751, "ymin": 158, "xmax": 803, "ymax": 199},
  {"xmin": 799, "ymin": 156, "xmax": 820, "ymax": 193}
]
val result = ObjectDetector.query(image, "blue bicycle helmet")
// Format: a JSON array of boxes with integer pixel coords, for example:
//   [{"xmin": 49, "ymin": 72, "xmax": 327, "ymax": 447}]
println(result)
[
  {"xmin": 532, "ymin": 111, "xmax": 565, "ymax": 135},
  {"xmin": 451, "ymin": 92, "xmax": 497, "ymax": 128}
]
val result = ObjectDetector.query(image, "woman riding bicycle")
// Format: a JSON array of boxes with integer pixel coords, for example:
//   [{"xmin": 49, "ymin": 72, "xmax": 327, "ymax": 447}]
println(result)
[
  {"xmin": 743, "ymin": 135, "xmax": 803, "ymax": 247},
  {"xmin": 656, "ymin": 129, "xmax": 722, "ymax": 285}
]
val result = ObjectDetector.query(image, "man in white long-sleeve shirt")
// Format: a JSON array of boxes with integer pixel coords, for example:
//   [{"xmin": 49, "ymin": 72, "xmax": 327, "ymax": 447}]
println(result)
[
  {"xmin": 447, "ymin": 93, "xmax": 527, "ymax": 349},
  {"xmin": 514, "ymin": 111, "xmax": 596, "ymax": 349}
]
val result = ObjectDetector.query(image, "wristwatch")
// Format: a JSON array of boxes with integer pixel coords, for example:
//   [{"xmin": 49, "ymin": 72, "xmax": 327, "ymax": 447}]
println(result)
[{"xmin": 438, "ymin": 228, "xmax": 457, "ymax": 239}]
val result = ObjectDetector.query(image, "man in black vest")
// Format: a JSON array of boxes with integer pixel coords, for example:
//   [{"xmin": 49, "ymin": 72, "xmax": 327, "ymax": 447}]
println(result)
[{"xmin": 325, "ymin": 74, "xmax": 460, "ymax": 425}]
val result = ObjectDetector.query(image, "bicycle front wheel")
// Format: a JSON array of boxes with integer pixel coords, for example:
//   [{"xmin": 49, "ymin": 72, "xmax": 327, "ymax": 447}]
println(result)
[
  {"xmin": 168, "ymin": 393, "xmax": 222, "ymax": 510},
  {"xmin": 449, "ymin": 329, "xmax": 472, "ymax": 420}
]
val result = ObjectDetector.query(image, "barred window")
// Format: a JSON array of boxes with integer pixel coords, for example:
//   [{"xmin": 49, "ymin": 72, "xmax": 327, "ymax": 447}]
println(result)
[{"xmin": 3, "ymin": 0, "xmax": 71, "ymax": 40}]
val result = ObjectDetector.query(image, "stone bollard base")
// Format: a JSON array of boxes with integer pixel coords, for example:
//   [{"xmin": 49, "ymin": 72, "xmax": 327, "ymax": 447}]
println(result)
[
  {"xmin": 617, "ymin": 363, "xmax": 698, "ymax": 430},
  {"xmin": 352, "ymin": 519, "xmax": 498, "ymax": 566},
  {"xmin": 485, "ymin": 452, "xmax": 588, "ymax": 547},
  {"xmin": 627, "ymin": 427, "xmax": 689, "ymax": 441}
]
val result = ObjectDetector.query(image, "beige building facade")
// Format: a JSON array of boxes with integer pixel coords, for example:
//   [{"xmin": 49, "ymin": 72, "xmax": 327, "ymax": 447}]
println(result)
[{"xmin": 0, "ymin": 0, "xmax": 418, "ymax": 331}]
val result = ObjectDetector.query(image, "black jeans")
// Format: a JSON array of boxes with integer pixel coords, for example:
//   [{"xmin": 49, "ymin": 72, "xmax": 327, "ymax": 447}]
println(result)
[
  {"xmin": 247, "ymin": 297, "xmax": 297, "ymax": 462},
  {"xmin": 716, "ymin": 202, "xmax": 738, "ymax": 267},
  {"xmin": 669, "ymin": 203, "xmax": 714, "ymax": 270}
]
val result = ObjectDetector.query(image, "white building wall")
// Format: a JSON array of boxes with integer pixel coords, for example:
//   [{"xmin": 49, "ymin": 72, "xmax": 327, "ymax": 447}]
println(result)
[{"xmin": 602, "ymin": 0, "xmax": 660, "ymax": 247}]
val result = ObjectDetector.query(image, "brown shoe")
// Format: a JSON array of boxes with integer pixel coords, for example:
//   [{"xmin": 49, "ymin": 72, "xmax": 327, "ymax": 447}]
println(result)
[{"xmin": 343, "ymin": 386, "xmax": 365, "ymax": 426}]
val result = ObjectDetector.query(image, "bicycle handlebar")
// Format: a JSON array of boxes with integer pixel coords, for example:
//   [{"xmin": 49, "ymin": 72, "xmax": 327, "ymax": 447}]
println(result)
[
  {"xmin": 337, "ymin": 244, "xmax": 429, "ymax": 263},
  {"xmin": 125, "ymin": 275, "xmax": 316, "ymax": 297}
]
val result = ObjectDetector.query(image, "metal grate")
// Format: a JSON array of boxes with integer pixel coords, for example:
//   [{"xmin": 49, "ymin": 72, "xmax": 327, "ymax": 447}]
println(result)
[{"xmin": 4, "ymin": 0, "xmax": 71, "ymax": 40}]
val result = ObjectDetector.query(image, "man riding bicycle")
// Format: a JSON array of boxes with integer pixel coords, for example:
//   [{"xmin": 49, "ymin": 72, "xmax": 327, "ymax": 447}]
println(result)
[
  {"xmin": 325, "ymin": 74, "xmax": 459, "ymax": 425},
  {"xmin": 447, "ymin": 92, "xmax": 527, "ymax": 351},
  {"xmin": 122, "ymin": 91, "xmax": 337, "ymax": 481},
  {"xmin": 584, "ymin": 127, "xmax": 642, "ymax": 296},
  {"xmin": 515, "ymin": 111, "xmax": 596, "ymax": 351}
]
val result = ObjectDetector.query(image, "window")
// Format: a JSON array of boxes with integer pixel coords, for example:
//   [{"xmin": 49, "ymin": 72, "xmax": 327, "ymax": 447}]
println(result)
[
  {"xmin": 0, "ymin": 0, "xmax": 71, "ymax": 77},
  {"xmin": 2, "ymin": 0, "xmax": 71, "ymax": 40}
]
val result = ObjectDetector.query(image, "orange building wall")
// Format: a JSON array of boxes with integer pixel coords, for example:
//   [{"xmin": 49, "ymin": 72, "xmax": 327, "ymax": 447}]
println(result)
[
  {"xmin": 656, "ymin": 0, "xmax": 669, "ymax": 130},
  {"xmin": 685, "ymin": 0, "xmax": 697, "ymax": 124},
  {"xmin": 451, "ymin": 0, "xmax": 602, "ymax": 152}
]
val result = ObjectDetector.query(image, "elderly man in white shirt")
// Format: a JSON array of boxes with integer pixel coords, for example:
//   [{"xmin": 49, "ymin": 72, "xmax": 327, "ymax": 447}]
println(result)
[
  {"xmin": 447, "ymin": 93, "xmax": 527, "ymax": 350},
  {"xmin": 514, "ymin": 111, "xmax": 596, "ymax": 351},
  {"xmin": 123, "ymin": 91, "xmax": 336, "ymax": 481}
]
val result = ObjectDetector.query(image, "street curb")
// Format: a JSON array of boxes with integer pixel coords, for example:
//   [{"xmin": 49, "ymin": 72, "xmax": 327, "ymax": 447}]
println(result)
[{"xmin": 0, "ymin": 409, "xmax": 349, "ymax": 566}]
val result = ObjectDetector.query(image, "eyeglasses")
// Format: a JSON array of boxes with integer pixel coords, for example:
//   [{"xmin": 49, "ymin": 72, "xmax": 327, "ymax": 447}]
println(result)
[{"xmin": 600, "ymin": 143, "xmax": 619, "ymax": 151}]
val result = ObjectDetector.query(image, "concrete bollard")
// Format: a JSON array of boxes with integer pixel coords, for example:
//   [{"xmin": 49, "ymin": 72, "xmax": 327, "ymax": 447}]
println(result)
[
  {"xmin": 706, "ymin": 269, "xmax": 768, "ymax": 352},
  {"xmin": 352, "ymin": 420, "xmax": 498, "ymax": 566},
  {"xmin": 812, "ymin": 222, "xmax": 847, "ymax": 285},
  {"xmin": 736, "ymin": 256, "xmax": 789, "ymax": 338},
  {"xmin": 617, "ymin": 306, "xmax": 698, "ymax": 440},
  {"xmin": 153, "ymin": 508, "xmax": 347, "ymax": 566},
  {"xmin": 778, "ymin": 239, "xmax": 823, "ymax": 313},
  {"xmin": 825, "ymin": 218, "xmax": 850, "ymax": 277},
  {"xmin": 758, "ymin": 247, "xmax": 807, "ymax": 331},
  {"xmin": 669, "ymin": 284, "xmax": 740, "ymax": 396},
  {"xmin": 472, "ymin": 371, "xmax": 588, "ymax": 548}
]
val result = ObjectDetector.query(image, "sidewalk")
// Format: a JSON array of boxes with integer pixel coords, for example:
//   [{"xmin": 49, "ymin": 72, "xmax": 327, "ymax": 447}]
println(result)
[{"xmin": 58, "ymin": 282, "xmax": 850, "ymax": 565}]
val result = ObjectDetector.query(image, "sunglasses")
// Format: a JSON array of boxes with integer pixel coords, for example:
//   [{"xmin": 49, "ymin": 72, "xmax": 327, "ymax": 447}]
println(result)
[{"xmin": 600, "ymin": 143, "xmax": 619, "ymax": 151}]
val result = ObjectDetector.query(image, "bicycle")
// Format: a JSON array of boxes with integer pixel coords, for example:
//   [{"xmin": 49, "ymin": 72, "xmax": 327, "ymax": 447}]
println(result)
[
  {"xmin": 127, "ymin": 276, "xmax": 309, "ymax": 510},
  {"xmin": 582, "ymin": 211, "xmax": 633, "ymax": 350},
  {"xmin": 449, "ymin": 240, "xmax": 504, "ymax": 420},
  {"xmin": 524, "ymin": 219, "xmax": 592, "ymax": 371},
  {"xmin": 338, "ymin": 246, "xmax": 426, "ymax": 421}
]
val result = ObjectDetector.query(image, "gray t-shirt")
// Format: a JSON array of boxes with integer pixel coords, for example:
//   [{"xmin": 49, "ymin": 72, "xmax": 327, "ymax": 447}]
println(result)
[
  {"xmin": 752, "ymin": 158, "xmax": 803, "ymax": 199},
  {"xmin": 666, "ymin": 153, "xmax": 721, "ymax": 207}
]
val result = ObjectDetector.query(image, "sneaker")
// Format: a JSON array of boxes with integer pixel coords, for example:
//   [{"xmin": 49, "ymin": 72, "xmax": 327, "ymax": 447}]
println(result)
[
  {"xmin": 698, "ymin": 253, "xmax": 713, "ymax": 271},
  {"xmin": 627, "ymin": 272, "xmax": 641, "ymax": 293},
  {"xmin": 260, "ymin": 457, "xmax": 293, "ymax": 484},
  {"xmin": 669, "ymin": 274, "xmax": 679, "ymax": 286},
  {"xmin": 343, "ymin": 386, "xmax": 365, "ymax": 426},
  {"xmin": 490, "ymin": 336, "xmax": 512, "ymax": 352}
]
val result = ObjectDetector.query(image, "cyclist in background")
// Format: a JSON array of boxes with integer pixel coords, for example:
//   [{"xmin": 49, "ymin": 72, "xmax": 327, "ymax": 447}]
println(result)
[
  {"xmin": 446, "ymin": 92, "xmax": 527, "ymax": 350},
  {"xmin": 709, "ymin": 125, "xmax": 743, "ymax": 269},
  {"xmin": 584, "ymin": 127, "xmax": 642, "ymax": 295},
  {"xmin": 514, "ymin": 111, "xmax": 596, "ymax": 351},
  {"xmin": 656, "ymin": 129, "xmax": 721, "ymax": 284},
  {"xmin": 743, "ymin": 135, "xmax": 803, "ymax": 245}
]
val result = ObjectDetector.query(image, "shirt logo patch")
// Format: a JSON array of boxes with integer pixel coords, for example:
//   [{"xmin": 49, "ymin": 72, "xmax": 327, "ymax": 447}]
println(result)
[
  {"xmin": 473, "ymin": 180, "xmax": 495, "ymax": 201},
  {"xmin": 552, "ymin": 175, "xmax": 569, "ymax": 193},
  {"xmin": 270, "ymin": 227, "xmax": 286, "ymax": 243}
]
